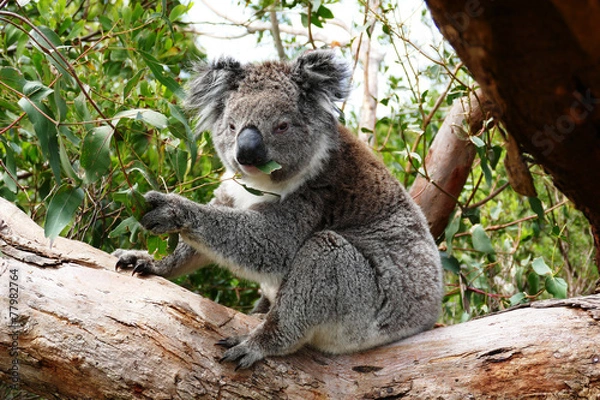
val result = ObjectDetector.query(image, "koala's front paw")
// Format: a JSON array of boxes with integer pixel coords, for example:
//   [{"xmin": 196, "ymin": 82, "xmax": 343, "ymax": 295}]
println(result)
[
  {"xmin": 113, "ymin": 249, "xmax": 157, "ymax": 276},
  {"xmin": 139, "ymin": 191, "xmax": 189, "ymax": 234},
  {"xmin": 217, "ymin": 336, "xmax": 264, "ymax": 370}
]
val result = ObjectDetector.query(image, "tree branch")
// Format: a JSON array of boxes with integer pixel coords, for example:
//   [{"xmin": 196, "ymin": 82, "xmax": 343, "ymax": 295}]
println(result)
[{"xmin": 1, "ymin": 197, "xmax": 599, "ymax": 399}]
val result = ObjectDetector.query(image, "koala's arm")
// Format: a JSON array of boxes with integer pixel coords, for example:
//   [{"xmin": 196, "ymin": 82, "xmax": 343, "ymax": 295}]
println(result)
[
  {"xmin": 114, "ymin": 241, "xmax": 212, "ymax": 278},
  {"xmin": 138, "ymin": 191, "xmax": 314, "ymax": 277},
  {"xmin": 114, "ymin": 186, "xmax": 236, "ymax": 278}
]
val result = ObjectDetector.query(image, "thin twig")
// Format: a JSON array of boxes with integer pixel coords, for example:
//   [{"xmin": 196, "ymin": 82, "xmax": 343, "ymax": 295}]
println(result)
[
  {"xmin": 455, "ymin": 199, "xmax": 570, "ymax": 238},
  {"xmin": 465, "ymin": 182, "xmax": 510, "ymax": 210}
]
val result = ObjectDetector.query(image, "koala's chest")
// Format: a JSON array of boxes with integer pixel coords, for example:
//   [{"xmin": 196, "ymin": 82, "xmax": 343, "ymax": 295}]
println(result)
[{"xmin": 218, "ymin": 178, "xmax": 280, "ymax": 209}]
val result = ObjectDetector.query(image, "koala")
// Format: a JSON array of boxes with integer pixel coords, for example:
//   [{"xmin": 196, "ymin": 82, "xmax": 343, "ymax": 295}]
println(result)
[{"xmin": 113, "ymin": 50, "xmax": 443, "ymax": 369}]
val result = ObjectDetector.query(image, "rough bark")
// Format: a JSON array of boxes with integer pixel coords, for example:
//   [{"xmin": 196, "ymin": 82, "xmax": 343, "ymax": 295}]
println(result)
[
  {"xmin": 425, "ymin": 0, "xmax": 600, "ymax": 269},
  {"xmin": 1, "ymin": 199, "xmax": 600, "ymax": 399},
  {"xmin": 410, "ymin": 90, "xmax": 495, "ymax": 238}
]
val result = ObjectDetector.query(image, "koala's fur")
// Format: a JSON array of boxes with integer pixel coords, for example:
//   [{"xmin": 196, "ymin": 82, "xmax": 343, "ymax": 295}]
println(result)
[{"xmin": 114, "ymin": 50, "xmax": 443, "ymax": 369}]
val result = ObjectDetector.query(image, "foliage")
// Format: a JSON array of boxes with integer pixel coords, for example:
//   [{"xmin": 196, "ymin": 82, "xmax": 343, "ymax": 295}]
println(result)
[
  {"xmin": 0, "ymin": 0, "xmax": 597, "ymax": 334},
  {"xmin": 366, "ymin": 0, "xmax": 597, "ymax": 322},
  {"xmin": 0, "ymin": 0, "xmax": 259, "ymax": 312}
]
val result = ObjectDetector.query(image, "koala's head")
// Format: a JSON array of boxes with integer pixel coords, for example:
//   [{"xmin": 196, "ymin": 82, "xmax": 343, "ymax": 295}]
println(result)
[{"xmin": 186, "ymin": 50, "xmax": 351, "ymax": 194}]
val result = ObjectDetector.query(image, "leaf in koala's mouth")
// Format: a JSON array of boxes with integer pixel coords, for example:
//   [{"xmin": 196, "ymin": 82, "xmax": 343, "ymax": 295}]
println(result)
[{"xmin": 256, "ymin": 160, "xmax": 282, "ymax": 174}]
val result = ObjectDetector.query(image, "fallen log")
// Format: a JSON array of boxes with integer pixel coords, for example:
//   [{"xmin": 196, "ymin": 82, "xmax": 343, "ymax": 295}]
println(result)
[{"xmin": 0, "ymin": 197, "xmax": 599, "ymax": 399}]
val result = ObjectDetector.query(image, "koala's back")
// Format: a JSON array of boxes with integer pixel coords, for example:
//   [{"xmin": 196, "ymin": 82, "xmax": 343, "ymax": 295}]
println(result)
[{"xmin": 299, "ymin": 125, "xmax": 443, "ymax": 348}]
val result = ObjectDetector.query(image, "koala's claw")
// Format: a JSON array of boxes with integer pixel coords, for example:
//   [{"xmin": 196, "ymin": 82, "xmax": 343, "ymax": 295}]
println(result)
[
  {"xmin": 219, "ymin": 340, "xmax": 265, "ymax": 370},
  {"xmin": 131, "ymin": 263, "xmax": 152, "ymax": 276},
  {"xmin": 215, "ymin": 335, "xmax": 247, "ymax": 349},
  {"xmin": 112, "ymin": 249, "xmax": 156, "ymax": 276}
]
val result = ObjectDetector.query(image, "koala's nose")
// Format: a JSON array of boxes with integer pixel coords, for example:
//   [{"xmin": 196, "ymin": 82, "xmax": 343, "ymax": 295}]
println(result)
[{"xmin": 236, "ymin": 127, "xmax": 269, "ymax": 166}]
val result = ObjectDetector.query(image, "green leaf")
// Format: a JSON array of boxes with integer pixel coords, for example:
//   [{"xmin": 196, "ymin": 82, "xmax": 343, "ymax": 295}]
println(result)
[
  {"xmin": 124, "ymin": 69, "xmax": 145, "ymax": 98},
  {"xmin": 470, "ymin": 135, "xmax": 485, "ymax": 148},
  {"xmin": 528, "ymin": 196, "xmax": 545, "ymax": 222},
  {"xmin": 30, "ymin": 26, "xmax": 73, "ymax": 84},
  {"xmin": 440, "ymin": 251, "xmax": 460, "ymax": 274},
  {"xmin": 471, "ymin": 224, "xmax": 495, "ymax": 254},
  {"xmin": 477, "ymin": 146, "xmax": 493, "ymax": 187},
  {"xmin": 114, "ymin": 108, "xmax": 168, "ymax": 129},
  {"xmin": 113, "ymin": 184, "xmax": 150, "ymax": 221},
  {"xmin": 58, "ymin": 134, "xmax": 80, "ymax": 182},
  {"xmin": 18, "ymin": 97, "xmax": 61, "ymax": 184},
  {"xmin": 167, "ymin": 233, "xmax": 179, "ymax": 253},
  {"xmin": 169, "ymin": 4, "xmax": 188, "ymax": 22},
  {"xmin": 108, "ymin": 216, "xmax": 142, "ymax": 243},
  {"xmin": 0, "ymin": 67, "xmax": 27, "ymax": 91},
  {"xmin": 240, "ymin": 183, "xmax": 265, "ymax": 197},
  {"xmin": 1, "ymin": 137, "xmax": 17, "ymax": 193},
  {"xmin": 23, "ymin": 81, "xmax": 53, "ymax": 102},
  {"xmin": 130, "ymin": 187, "xmax": 150, "ymax": 220},
  {"xmin": 545, "ymin": 276, "xmax": 568, "ymax": 299},
  {"xmin": 256, "ymin": 160, "xmax": 282, "ymax": 174},
  {"xmin": 527, "ymin": 271, "xmax": 540, "ymax": 294},
  {"xmin": 44, "ymin": 186, "xmax": 84, "ymax": 239},
  {"xmin": 52, "ymin": 78, "xmax": 68, "ymax": 122},
  {"xmin": 168, "ymin": 147, "xmax": 188, "ymax": 182},
  {"xmin": 317, "ymin": 5, "xmax": 334, "ymax": 19},
  {"xmin": 444, "ymin": 210, "xmax": 461, "ymax": 254},
  {"xmin": 139, "ymin": 51, "xmax": 185, "ymax": 99},
  {"xmin": 490, "ymin": 201, "xmax": 502, "ymax": 221},
  {"xmin": 65, "ymin": 19, "xmax": 86, "ymax": 41},
  {"xmin": 74, "ymin": 91, "xmax": 93, "ymax": 132},
  {"xmin": 81, "ymin": 126, "xmax": 113, "ymax": 184},
  {"xmin": 531, "ymin": 256, "xmax": 552, "ymax": 276},
  {"xmin": 509, "ymin": 292, "xmax": 527, "ymax": 306}
]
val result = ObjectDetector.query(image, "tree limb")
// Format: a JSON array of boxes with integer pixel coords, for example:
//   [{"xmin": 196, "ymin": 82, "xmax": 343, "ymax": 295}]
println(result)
[
  {"xmin": 410, "ymin": 90, "xmax": 496, "ymax": 238},
  {"xmin": 1, "ymin": 198, "xmax": 599, "ymax": 399}
]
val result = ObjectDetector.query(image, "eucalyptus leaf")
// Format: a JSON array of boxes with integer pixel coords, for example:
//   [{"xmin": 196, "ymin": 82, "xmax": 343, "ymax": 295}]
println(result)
[
  {"xmin": 114, "ymin": 108, "xmax": 169, "ymax": 129},
  {"xmin": 0, "ymin": 67, "xmax": 26, "ymax": 91},
  {"xmin": 531, "ymin": 257, "xmax": 552, "ymax": 276},
  {"xmin": 257, "ymin": 160, "xmax": 282, "ymax": 174},
  {"xmin": 471, "ymin": 224, "xmax": 495, "ymax": 254},
  {"xmin": 44, "ymin": 186, "xmax": 84, "ymax": 239},
  {"xmin": 81, "ymin": 126, "xmax": 113, "ymax": 184},
  {"xmin": 440, "ymin": 251, "xmax": 460, "ymax": 274},
  {"xmin": 509, "ymin": 292, "xmax": 527, "ymax": 306},
  {"xmin": 139, "ymin": 51, "xmax": 185, "ymax": 99},
  {"xmin": 545, "ymin": 276, "xmax": 568, "ymax": 299},
  {"xmin": 444, "ymin": 210, "xmax": 461, "ymax": 254},
  {"xmin": 18, "ymin": 97, "xmax": 61, "ymax": 183}
]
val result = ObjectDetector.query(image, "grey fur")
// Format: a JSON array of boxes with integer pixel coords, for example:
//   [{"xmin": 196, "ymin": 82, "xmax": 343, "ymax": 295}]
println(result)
[{"xmin": 114, "ymin": 50, "xmax": 443, "ymax": 369}]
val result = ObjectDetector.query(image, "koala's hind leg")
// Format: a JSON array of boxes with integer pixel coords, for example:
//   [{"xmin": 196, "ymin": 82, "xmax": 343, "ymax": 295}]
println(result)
[{"xmin": 219, "ymin": 230, "xmax": 379, "ymax": 369}]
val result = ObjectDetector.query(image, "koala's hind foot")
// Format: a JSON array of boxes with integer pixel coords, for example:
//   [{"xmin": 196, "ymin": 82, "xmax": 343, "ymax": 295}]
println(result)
[{"xmin": 218, "ymin": 230, "xmax": 380, "ymax": 369}]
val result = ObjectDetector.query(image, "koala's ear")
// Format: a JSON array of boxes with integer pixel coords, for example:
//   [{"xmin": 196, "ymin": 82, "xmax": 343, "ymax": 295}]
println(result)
[
  {"xmin": 185, "ymin": 57, "xmax": 245, "ymax": 131},
  {"xmin": 292, "ymin": 50, "xmax": 351, "ymax": 107}
]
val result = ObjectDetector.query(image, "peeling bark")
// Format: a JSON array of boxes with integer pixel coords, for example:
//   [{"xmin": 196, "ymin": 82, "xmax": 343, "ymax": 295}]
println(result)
[
  {"xmin": 1, "ymin": 198, "xmax": 600, "ymax": 399},
  {"xmin": 425, "ymin": 0, "xmax": 600, "ymax": 269}
]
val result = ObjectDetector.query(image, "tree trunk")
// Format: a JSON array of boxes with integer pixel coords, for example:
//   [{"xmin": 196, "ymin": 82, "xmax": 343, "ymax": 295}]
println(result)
[
  {"xmin": 410, "ymin": 90, "xmax": 495, "ymax": 238},
  {"xmin": 1, "ymin": 198, "xmax": 600, "ymax": 399},
  {"xmin": 425, "ymin": 0, "xmax": 600, "ymax": 269}
]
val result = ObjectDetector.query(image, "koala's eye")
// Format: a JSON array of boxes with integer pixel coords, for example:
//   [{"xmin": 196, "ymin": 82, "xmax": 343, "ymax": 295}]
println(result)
[
  {"xmin": 275, "ymin": 122, "xmax": 289, "ymax": 134},
  {"xmin": 228, "ymin": 123, "xmax": 236, "ymax": 132}
]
